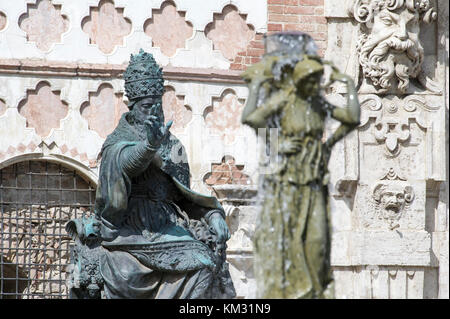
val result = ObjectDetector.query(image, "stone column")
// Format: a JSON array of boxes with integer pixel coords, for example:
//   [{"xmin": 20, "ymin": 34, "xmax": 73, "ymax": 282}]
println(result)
[
  {"xmin": 325, "ymin": 0, "xmax": 448, "ymax": 298},
  {"xmin": 212, "ymin": 184, "xmax": 258, "ymax": 298}
]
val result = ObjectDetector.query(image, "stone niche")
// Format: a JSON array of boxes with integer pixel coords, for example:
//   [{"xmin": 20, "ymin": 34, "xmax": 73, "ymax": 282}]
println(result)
[{"xmin": 325, "ymin": 0, "xmax": 448, "ymax": 299}]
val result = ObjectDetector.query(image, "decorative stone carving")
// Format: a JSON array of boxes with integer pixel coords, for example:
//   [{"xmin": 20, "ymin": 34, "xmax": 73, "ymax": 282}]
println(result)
[
  {"xmin": 66, "ymin": 216, "xmax": 104, "ymax": 299},
  {"xmin": 18, "ymin": 81, "xmax": 69, "ymax": 138},
  {"xmin": 204, "ymin": 89, "xmax": 245, "ymax": 144},
  {"xmin": 205, "ymin": 5, "xmax": 256, "ymax": 60},
  {"xmin": 348, "ymin": 0, "xmax": 438, "ymax": 94},
  {"xmin": 19, "ymin": 0, "xmax": 69, "ymax": 52},
  {"xmin": 80, "ymin": 83, "xmax": 128, "ymax": 139},
  {"xmin": 143, "ymin": 1, "xmax": 193, "ymax": 57},
  {"xmin": 359, "ymin": 95, "xmax": 431, "ymax": 158},
  {"xmin": 326, "ymin": 0, "xmax": 447, "ymax": 300},
  {"xmin": 81, "ymin": 0, "xmax": 132, "ymax": 54},
  {"xmin": 161, "ymin": 86, "xmax": 192, "ymax": 133},
  {"xmin": 373, "ymin": 116, "xmax": 411, "ymax": 156},
  {"xmin": 372, "ymin": 168, "xmax": 415, "ymax": 230},
  {"xmin": 204, "ymin": 155, "xmax": 251, "ymax": 187},
  {"xmin": 0, "ymin": 11, "xmax": 6, "ymax": 31}
]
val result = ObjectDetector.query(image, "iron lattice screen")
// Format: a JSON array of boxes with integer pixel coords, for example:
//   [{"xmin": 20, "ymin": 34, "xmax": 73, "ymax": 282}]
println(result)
[{"xmin": 0, "ymin": 160, "xmax": 96, "ymax": 299}]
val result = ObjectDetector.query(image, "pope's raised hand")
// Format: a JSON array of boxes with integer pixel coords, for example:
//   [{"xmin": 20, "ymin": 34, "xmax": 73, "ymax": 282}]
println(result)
[{"xmin": 144, "ymin": 117, "xmax": 173, "ymax": 149}]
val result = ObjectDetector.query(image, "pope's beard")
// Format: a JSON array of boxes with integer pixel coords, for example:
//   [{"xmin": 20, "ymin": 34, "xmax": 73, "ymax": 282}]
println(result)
[{"xmin": 358, "ymin": 33, "xmax": 423, "ymax": 93}]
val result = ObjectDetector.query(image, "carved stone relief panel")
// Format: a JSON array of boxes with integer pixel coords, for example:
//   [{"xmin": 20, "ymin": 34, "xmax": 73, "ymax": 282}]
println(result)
[
  {"xmin": 81, "ymin": 0, "xmax": 132, "ymax": 54},
  {"xmin": 358, "ymin": 95, "xmax": 432, "ymax": 181},
  {"xmin": 347, "ymin": 0, "xmax": 439, "ymax": 94},
  {"xmin": 19, "ymin": 0, "xmax": 69, "ymax": 52},
  {"xmin": 326, "ymin": 0, "xmax": 447, "ymax": 299},
  {"xmin": 143, "ymin": 1, "xmax": 193, "ymax": 57},
  {"xmin": 356, "ymin": 168, "xmax": 422, "ymax": 231}
]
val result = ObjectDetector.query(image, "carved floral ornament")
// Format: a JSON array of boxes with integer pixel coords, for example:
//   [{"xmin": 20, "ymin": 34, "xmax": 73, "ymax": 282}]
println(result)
[
  {"xmin": 359, "ymin": 94, "xmax": 436, "ymax": 156},
  {"xmin": 203, "ymin": 155, "xmax": 251, "ymax": 188},
  {"xmin": 347, "ymin": 0, "xmax": 439, "ymax": 94}
]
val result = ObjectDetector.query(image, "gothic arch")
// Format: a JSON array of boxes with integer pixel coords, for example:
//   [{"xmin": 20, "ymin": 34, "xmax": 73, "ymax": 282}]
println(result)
[{"xmin": 0, "ymin": 156, "xmax": 97, "ymax": 299}]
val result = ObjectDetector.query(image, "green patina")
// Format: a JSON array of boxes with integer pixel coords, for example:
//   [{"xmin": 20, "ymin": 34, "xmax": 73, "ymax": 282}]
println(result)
[{"xmin": 66, "ymin": 49, "xmax": 235, "ymax": 299}]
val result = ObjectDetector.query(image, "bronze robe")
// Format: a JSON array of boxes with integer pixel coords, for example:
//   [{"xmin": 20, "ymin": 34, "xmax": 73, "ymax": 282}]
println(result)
[{"xmin": 95, "ymin": 112, "xmax": 231, "ymax": 299}]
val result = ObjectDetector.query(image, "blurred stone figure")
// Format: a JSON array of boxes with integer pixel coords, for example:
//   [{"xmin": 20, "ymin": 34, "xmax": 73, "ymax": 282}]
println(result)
[
  {"xmin": 66, "ymin": 49, "xmax": 235, "ymax": 299},
  {"xmin": 241, "ymin": 32, "xmax": 360, "ymax": 298}
]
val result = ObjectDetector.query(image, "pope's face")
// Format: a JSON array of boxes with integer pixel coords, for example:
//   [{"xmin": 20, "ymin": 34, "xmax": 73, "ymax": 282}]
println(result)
[{"xmin": 133, "ymin": 96, "xmax": 163, "ymax": 121}]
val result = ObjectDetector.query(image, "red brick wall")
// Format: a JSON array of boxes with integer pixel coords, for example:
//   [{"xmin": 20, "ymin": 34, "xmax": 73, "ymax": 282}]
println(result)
[
  {"xmin": 230, "ymin": 33, "xmax": 265, "ymax": 70},
  {"xmin": 230, "ymin": 0, "xmax": 327, "ymax": 70}
]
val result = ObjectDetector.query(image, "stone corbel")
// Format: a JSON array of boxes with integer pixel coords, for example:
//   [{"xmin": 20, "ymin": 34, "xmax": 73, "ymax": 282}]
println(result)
[{"xmin": 212, "ymin": 184, "xmax": 258, "ymax": 207}]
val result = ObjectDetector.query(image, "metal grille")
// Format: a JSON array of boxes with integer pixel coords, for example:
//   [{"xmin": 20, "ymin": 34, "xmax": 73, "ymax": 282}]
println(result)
[{"xmin": 0, "ymin": 160, "xmax": 96, "ymax": 299}]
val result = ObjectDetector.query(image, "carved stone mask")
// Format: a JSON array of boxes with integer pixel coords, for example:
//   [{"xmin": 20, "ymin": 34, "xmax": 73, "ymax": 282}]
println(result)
[
  {"xmin": 349, "ymin": 0, "xmax": 436, "ymax": 93},
  {"xmin": 373, "ymin": 182, "xmax": 414, "ymax": 221}
]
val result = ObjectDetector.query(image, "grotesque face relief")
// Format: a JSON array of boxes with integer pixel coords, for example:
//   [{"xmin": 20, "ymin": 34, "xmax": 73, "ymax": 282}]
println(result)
[
  {"xmin": 373, "ymin": 182, "xmax": 414, "ymax": 229},
  {"xmin": 349, "ymin": 0, "xmax": 437, "ymax": 94}
]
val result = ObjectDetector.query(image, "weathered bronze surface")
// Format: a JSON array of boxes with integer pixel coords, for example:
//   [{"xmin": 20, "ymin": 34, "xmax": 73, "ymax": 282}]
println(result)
[
  {"xmin": 66, "ymin": 49, "xmax": 236, "ymax": 299},
  {"xmin": 241, "ymin": 32, "xmax": 360, "ymax": 298}
]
